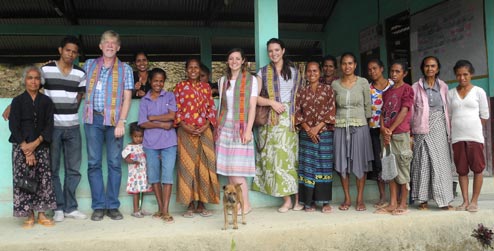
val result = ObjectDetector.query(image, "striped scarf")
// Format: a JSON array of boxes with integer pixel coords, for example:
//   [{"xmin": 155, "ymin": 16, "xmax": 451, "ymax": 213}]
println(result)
[
  {"xmin": 83, "ymin": 57, "xmax": 125, "ymax": 126},
  {"xmin": 261, "ymin": 63, "xmax": 300, "ymax": 130},
  {"xmin": 218, "ymin": 71, "xmax": 253, "ymax": 140}
]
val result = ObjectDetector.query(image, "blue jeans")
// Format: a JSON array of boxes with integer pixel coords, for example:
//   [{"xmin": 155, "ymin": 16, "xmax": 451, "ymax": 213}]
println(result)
[
  {"xmin": 51, "ymin": 126, "xmax": 82, "ymax": 213},
  {"xmin": 144, "ymin": 146, "xmax": 177, "ymax": 184},
  {"xmin": 85, "ymin": 114, "xmax": 123, "ymax": 210}
]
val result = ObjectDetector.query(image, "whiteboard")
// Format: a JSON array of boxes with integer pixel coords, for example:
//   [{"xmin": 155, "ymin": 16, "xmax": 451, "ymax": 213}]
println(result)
[{"xmin": 410, "ymin": 0, "xmax": 487, "ymax": 82}]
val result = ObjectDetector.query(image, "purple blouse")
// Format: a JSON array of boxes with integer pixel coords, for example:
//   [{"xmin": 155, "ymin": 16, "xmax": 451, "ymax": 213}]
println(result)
[{"xmin": 138, "ymin": 90, "xmax": 178, "ymax": 149}]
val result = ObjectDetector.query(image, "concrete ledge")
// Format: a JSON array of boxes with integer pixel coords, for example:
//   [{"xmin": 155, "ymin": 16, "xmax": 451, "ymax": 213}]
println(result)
[{"xmin": 1, "ymin": 194, "xmax": 493, "ymax": 251}]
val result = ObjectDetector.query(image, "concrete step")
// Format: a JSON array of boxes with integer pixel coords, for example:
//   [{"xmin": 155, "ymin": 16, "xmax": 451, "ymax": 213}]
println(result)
[{"xmin": 0, "ymin": 194, "xmax": 493, "ymax": 251}]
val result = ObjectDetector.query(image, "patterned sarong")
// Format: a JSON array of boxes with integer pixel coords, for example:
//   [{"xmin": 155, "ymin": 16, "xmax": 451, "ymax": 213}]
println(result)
[{"xmin": 176, "ymin": 127, "xmax": 220, "ymax": 205}]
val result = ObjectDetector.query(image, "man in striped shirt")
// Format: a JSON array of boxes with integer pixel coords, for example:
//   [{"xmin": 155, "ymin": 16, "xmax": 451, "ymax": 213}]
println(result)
[{"xmin": 42, "ymin": 36, "xmax": 87, "ymax": 222}]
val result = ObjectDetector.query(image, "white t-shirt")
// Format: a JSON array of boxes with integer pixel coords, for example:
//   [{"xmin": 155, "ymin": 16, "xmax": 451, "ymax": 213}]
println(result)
[
  {"xmin": 219, "ymin": 76, "xmax": 258, "ymax": 120},
  {"xmin": 448, "ymin": 86, "xmax": 489, "ymax": 143}
]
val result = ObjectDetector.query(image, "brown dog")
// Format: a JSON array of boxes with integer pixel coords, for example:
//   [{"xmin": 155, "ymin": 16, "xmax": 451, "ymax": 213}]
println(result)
[{"xmin": 222, "ymin": 183, "xmax": 246, "ymax": 230}]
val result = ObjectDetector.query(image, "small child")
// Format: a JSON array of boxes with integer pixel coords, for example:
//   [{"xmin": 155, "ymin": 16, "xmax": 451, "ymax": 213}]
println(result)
[
  {"xmin": 122, "ymin": 122, "xmax": 152, "ymax": 218},
  {"xmin": 376, "ymin": 61, "xmax": 414, "ymax": 216}
]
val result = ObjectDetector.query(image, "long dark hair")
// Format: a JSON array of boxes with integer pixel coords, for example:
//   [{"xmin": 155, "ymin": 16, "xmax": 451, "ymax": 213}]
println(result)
[{"xmin": 267, "ymin": 38, "xmax": 294, "ymax": 80}]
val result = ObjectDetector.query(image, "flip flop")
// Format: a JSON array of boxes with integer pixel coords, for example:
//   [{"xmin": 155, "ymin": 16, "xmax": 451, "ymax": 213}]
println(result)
[
  {"xmin": 455, "ymin": 205, "xmax": 468, "ymax": 211},
  {"xmin": 373, "ymin": 202, "xmax": 389, "ymax": 209},
  {"xmin": 22, "ymin": 219, "xmax": 35, "ymax": 229},
  {"xmin": 152, "ymin": 211, "xmax": 163, "ymax": 219},
  {"xmin": 162, "ymin": 213, "xmax": 175, "ymax": 224},
  {"xmin": 467, "ymin": 204, "xmax": 479, "ymax": 212},
  {"xmin": 198, "ymin": 209, "xmax": 213, "ymax": 217},
  {"xmin": 440, "ymin": 205, "xmax": 454, "ymax": 211},
  {"xmin": 304, "ymin": 206, "xmax": 316, "ymax": 212},
  {"xmin": 338, "ymin": 203, "xmax": 350, "ymax": 211},
  {"xmin": 374, "ymin": 208, "xmax": 392, "ymax": 214},
  {"xmin": 182, "ymin": 210, "xmax": 195, "ymax": 218},
  {"xmin": 392, "ymin": 208, "xmax": 410, "ymax": 216},
  {"xmin": 321, "ymin": 205, "xmax": 333, "ymax": 214},
  {"xmin": 418, "ymin": 203, "xmax": 429, "ymax": 211},
  {"xmin": 237, "ymin": 208, "xmax": 252, "ymax": 216},
  {"xmin": 356, "ymin": 203, "xmax": 367, "ymax": 211},
  {"xmin": 292, "ymin": 204, "xmax": 304, "ymax": 211},
  {"xmin": 37, "ymin": 218, "xmax": 55, "ymax": 227}
]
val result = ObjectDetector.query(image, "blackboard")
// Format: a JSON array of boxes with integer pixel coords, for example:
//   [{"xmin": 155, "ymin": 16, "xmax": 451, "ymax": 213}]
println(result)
[{"xmin": 410, "ymin": 0, "xmax": 487, "ymax": 82}]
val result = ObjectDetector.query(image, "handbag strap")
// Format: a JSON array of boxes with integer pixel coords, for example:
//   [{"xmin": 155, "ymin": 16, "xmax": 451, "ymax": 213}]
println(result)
[{"xmin": 382, "ymin": 144, "xmax": 393, "ymax": 157}]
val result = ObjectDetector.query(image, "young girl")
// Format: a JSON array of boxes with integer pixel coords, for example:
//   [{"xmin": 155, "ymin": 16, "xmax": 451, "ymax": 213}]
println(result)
[
  {"xmin": 376, "ymin": 61, "xmax": 414, "ymax": 215},
  {"xmin": 122, "ymin": 122, "xmax": 152, "ymax": 218},
  {"xmin": 139, "ymin": 68, "xmax": 177, "ymax": 223}
]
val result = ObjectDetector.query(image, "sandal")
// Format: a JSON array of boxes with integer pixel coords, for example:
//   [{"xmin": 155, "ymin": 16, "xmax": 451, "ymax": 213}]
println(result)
[
  {"xmin": 37, "ymin": 218, "xmax": 55, "ymax": 227},
  {"xmin": 304, "ymin": 206, "xmax": 316, "ymax": 212},
  {"xmin": 418, "ymin": 203, "xmax": 428, "ymax": 211},
  {"xmin": 467, "ymin": 204, "xmax": 479, "ymax": 212},
  {"xmin": 131, "ymin": 211, "xmax": 144, "ymax": 218},
  {"xmin": 152, "ymin": 211, "xmax": 163, "ymax": 219},
  {"xmin": 338, "ymin": 203, "xmax": 351, "ymax": 211},
  {"xmin": 139, "ymin": 209, "xmax": 153, "ymax": 216},
  {"xmin": 392, "ymin": 208, "xmax": 410, "ymax": 216},
  {"xmin": 321, "ymin": 205, "xmax": 333, "ymax": 214},
  {"xmin": 22, "ymin": 219, "xmax": 35, "ymax": 229},
  {"xmin": 373, "ymin": 201, "xmax": 389, "ymax": 209},
  {"xmin": 182, "ymin": 210, "xmax": 195, "ymax": 218},
  {"xmin": 455, "ymin": 204, "xmax": 468, "ymax": 211},
  {"xmin": 374, "ymin": 208, "xmax": 393, "ymax": 214},
  {"xmin": 162, "ymin": 213, "xmax": 175, "ymax": 224},
  {"xmin": 198, "ymin": 209, "xmax": 213, "ymax": 217},
  {"xmin": 440, "ymin": 205, "xmax": 454, "ymax": 211},
  {"xmin": 292, "ymin": 204, "xmax": 304, "ymax": 211},
  {"xmin": 356, "ymin": 203, "xmax": 367, "ymax": 211}
]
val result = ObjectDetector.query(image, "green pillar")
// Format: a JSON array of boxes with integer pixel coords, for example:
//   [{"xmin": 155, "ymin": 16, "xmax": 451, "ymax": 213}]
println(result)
[
  {"xmin": 200, "ymin": 35, "xmax": 212, "ymax": 74},
  {"xmin": 485, "ymin": 0, "xmax": 494, "ymax": 97},
  {"xmin": 255, "ymin": 0, "xmax": 278, "ymax": 70}
]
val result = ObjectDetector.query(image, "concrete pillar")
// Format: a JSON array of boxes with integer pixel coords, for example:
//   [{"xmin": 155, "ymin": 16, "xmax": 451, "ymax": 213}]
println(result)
[
  {"xmin": 200, "ymin": 35, "xmax": 212, "ymax": 73},
  {"xmin": 254, "ymin": 0, "xmax": 278, "ymax": 69},
  {"xmin": 485, "ymin": 0, "xmax": 494, "ymax": 97}
]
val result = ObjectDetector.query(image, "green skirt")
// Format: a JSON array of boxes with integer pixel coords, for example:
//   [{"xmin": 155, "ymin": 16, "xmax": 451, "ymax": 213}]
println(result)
[{"xmin": 253, "ymin": 103, "xmax": 298, "ymax": 197}]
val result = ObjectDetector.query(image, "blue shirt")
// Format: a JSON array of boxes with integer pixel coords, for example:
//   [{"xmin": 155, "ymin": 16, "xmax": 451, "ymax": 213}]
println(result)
[{"xmin": 83, "ymin": 59, "xmax": 134, "ymax": 112}]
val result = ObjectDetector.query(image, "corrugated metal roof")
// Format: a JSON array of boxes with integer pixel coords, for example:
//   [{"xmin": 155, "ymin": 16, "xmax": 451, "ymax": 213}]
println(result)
[{"xmin": 0, "ymin": 0, "xmax": 336, "ymax": 63}]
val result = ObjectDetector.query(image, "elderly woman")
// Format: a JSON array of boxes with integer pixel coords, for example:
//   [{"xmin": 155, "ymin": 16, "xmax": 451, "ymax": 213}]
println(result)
[
  {"xmin": 332, "ymin": 52, "xmax": 374, "ymax": 212},
  {"xmin": 295, "ymin": 60, "xmax": 336, "ymax": 213},
  {"xmin": 411, "ymin": 56, "xmax": 454, "ymax": 210},
  {"xmin": 448, "ymin": 60, "xmax": 489, "ymax": 212},
  {"xmin": 253, "ymin": 38, "xmax": 303, "ymax": 213},
  {"xmin": 9, "ymin": 66, "xmax": 56, "ymax": 228},
  {"xmin": 174, "ymin": 58, "xmax": 220, "ymax": 218}
]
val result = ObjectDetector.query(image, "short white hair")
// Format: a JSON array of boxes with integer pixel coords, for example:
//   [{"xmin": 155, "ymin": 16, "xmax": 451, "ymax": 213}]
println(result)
[{"xmin": 22, "ymin": 65, "xmax": 45, "ymax": 85}]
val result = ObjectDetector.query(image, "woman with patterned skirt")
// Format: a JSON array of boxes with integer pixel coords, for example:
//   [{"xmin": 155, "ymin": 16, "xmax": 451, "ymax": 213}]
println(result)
[
  {"xmin": 411, "ymin": 56, "xmax": 454, "ymax": 210},
  {"xmin": 295, "ymin": 61, "xmax": 336, "ymax": 213},
  {"xmin": 9, "ymin": 66, "xmax": 56, "ymax": 228},
  {"xmin": 253, "ymin": 38, "xmax": 303, "ymax": 213},
  {"xmin": 216, "ymin": 48, "xmax": 258, "ymax": 214},
  {"xmin": 174, "ymin": 58, "xmax": 220, "ymax": 218}
]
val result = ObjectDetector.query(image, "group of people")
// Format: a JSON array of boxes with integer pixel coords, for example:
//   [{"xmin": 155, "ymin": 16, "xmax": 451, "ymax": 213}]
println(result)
[{"xmin": 5, "ymin": 30, "xmax": 490, "ymax": 229}]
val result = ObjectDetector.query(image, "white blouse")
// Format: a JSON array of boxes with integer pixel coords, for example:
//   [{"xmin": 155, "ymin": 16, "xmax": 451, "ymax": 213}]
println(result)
[{"xmin": 448, "ymin": 86, "xmax": 489, "ymax": 144}]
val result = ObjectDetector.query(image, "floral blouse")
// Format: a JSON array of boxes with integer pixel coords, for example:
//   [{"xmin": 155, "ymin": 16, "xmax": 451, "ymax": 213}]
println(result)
[
  {"xmin": 369, "ymin": 80, "xmax": 393, "ymax": 128},
  {"xmin": 174, "ymin": 80, "xmax": 217, "ymax": 127},
  {"xmin": 295, "ymin": 83, "xmax": 336, "ymax": 132}
]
